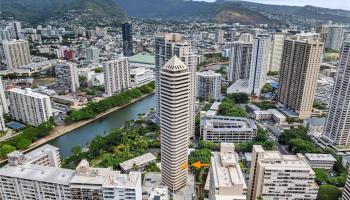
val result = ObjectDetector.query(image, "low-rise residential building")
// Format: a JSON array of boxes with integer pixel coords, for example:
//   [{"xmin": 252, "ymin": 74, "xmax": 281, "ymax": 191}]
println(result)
[
  {"xmin": 209, "ymin": 143, "xmax": 247, "ymax": 200},
  {"xmin": 196, "ymin": 70, "xmax": 222, "ymax": 101},
  {"xmin": 253, "ymin": 109, "xmax": 286, "ymax": 124},
  {"xmin": 120, "ymin": 153, "xmax": 157, "ymax": 173},
  {"xmin": 130, "ymin": 68, "xmax": 155, "ymax": 87},
  {"xmin": 247, "ymin": 145, "xmax": 319, "ymax": 200},
  {"xmin": 200, "ymin": 111, "xmax": 257, "ymax": 144},
  {"xmin": 304, "ymin": 153, "xmax": 336, "ymax": 170},
  {"xmin": 245, "ymin": 104, "xmax": 261, "ymax": 113},
  {"xmin": 253, "ymin": 110, "xmax": 271, "ymax": 121},
  {"xmin": 8, "ymin": 88, "xmax": 53, "ymax": 126}
]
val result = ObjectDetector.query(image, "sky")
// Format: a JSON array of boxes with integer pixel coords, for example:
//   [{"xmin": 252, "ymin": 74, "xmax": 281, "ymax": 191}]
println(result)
[{"xmin": 195, "ymin": 0, "xmax": 350, "ymax": 11}]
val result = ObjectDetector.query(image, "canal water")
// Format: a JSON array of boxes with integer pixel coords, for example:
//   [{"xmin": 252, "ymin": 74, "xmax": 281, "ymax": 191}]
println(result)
[{"xmin": 49, "ymin": 94, "xmax": 155, "ymax": 158}]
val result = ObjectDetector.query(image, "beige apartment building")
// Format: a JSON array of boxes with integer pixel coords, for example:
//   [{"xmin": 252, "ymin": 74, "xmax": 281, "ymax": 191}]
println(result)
[
  {"xmin": 247, "ymin": 145, "xmax": 319, "ymax": 200},
  {"xmin": 278, "ymin": 35, "xmax": 324, "ymax": 119},
  {"xmin": 209, "ymin": 143, "xmax": 247, "ymax": 200}
]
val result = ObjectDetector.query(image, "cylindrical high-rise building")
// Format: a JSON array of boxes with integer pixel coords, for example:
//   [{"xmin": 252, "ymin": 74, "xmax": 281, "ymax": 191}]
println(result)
[
  {"xmin": 159, "ymin": 56, "xmax": 190, "ymax": 191},
  {"xmin": 323, "ymin": 41, "xmax": 350, "ymax": 146}
]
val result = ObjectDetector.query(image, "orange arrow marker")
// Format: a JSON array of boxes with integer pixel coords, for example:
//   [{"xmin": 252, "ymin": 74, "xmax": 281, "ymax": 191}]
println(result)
[
  {"xmin": 191, "ymin": 161, "xmax": 210, "ymax": 169},
  {"xmin": 180, "ymin": 163, "xmax": 188, "ymax": 170}
]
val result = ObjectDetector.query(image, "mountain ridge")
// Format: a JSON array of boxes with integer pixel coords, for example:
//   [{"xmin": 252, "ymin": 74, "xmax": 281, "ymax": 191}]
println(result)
[{"xmin": 1, "ymin": 0, "xmax": 125, "ymax": 22}]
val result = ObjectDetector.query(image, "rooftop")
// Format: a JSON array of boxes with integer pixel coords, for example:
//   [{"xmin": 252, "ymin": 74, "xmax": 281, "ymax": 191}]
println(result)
[
  {"xmin": 305, "ymin": 153, "xmax": 336, "ymax": 162},
  {"xmin": 202, "ymin": 114, "xmax": 257, "ymax": 132},
  {"xmin": 24, "ymin": 144, "xmax": 59, "ymax": 164},
  {"xmin": 0, "ymin": 164, "xmax": 74, "ymax": 185},
  {"xmin": 268, "ymin": 109, "xmax": 286, "ymax": 119},
  {"xmin": 162, "ymin": 56, "xmax": 187, "ymax": 71},
  {"xmin": 128, "ymin": 54, "xmax": 155, "ymax": 65},
  {"xmin": 120, "ymin": 153, "xmax": 156, "ymax": 171},
  {"xmin": 210, "ymin": 143, "xmax": 247, "ymax": 198},
  {"xmin": 197, "ymin": 70, "xmax": 221, "ymax": 77},
  {"xmin": 8, "ymin": 88, "xmax": 50, "ymax": 99},
  {"xmin": 304, "ymin": 117, "xmax": 326, "ymax": 126}
]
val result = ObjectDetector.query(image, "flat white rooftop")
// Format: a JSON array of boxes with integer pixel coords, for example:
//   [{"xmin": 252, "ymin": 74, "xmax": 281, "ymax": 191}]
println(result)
[
  {"xmin": 305, "ymin": 153, "xmax": 336, "ymax": 162},
  {"xmin": 0, "ymin": 164, "xmax": 74, "ymax": 185},
  {"xmin": 120, "ymin": 153, "xmax": 156, "ymax": 171},
  {"xmin": 8, "ymin": 88, "xmax": 50, "ymax": 99}
]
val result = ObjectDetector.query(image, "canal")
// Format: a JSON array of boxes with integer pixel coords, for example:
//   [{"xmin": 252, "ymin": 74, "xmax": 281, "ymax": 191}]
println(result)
[{"xmin": 49, "ymin": 94, "xmax": 155, "ymax": 158}]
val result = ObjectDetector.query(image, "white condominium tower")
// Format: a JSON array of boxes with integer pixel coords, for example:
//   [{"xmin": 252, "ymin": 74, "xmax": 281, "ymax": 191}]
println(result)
[
  {"xmin": 269, "ymin": 33, "xmax": 285, "ymax": 72},
  {"xmin": 196, "ymin": 70, "xmax": 221, "ymax": 101},
  {"xmin": 8, "ymin": 88, "xmax": 53, "ymax": 126},
  {"xmin": 323, "ymin": 41, "xmax": 350, "ymax": 146},
  {"xmin": 247, "ymin": 145, "xmax": 318, "ymax": 200},
  {"xmin": 155, "ymin": 33, "xmax": 197, "ymax": 137},
  {"xmin": 104, "ymin": 57, "xmax": 131, "ymax": 96},
  {"xmin": 3, "ymin": 40, "xmax": 31, "ymax": 69},
  {"xmin": 159, "ymin": 56, "xmax": 191, "ymax": 191},
  {"xmin": 228, "ymin": 41, "xmax": 253, "ymax": 82},
  {"xmin": 278, "ymin": 35, "xmax": 324, "ymax": 119},
  {"xmin": 248, "ymin": 34, "xmax": 271, "ymax": 96},
  {"xmin": 55, "ymin": 63, "xmax": 80, "ymax": 93}
]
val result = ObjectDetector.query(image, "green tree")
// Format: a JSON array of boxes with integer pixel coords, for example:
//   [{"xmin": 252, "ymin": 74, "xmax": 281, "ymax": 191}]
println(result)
[
  {"xmin": 198, "ymin": 140, "xmax": 220, "ymax": 150},
  {"xmin": 261, "ymin": 83, "xmax": 273, "ymax": 94},
  {"xmin": 0, "ymin": 144, "xmax": 16, "ymax": 158},
  {"xmin": 226, "ymin": 93, "xmax": 249, "ymax": 104},
  {"xmin": 218, "ymin": 100, "xmax": 247, "ymax": 117},
  {"xmin": 317, "ymin": 185, "xmax": 341, "ymax": 200},
  {"xmin": 257, "ymin": 196, "xmax": 264, "ymax": 200},
  {"xmin": 252, "ymin": 101, "xmax": 276, "ymax": 110},
  {"xmin": 314, "ymin": 168, "xmax": 328, "ymax": 184}
]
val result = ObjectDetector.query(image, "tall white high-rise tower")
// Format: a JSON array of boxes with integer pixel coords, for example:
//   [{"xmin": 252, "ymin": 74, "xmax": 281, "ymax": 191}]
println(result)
[
  {"xmin": 323, "ymin": 41, "xmax": 350, "ymax": 146},
  {"xmin": 159, "ymin": 56, "xmax": 191, "ymax": 191}
]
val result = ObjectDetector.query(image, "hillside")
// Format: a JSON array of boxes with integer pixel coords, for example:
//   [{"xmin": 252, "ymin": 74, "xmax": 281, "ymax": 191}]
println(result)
[
  {"xmin": 1, "ymin": 0, "xmax": 125, "ymax": 22},
  {"xmin": 113, "ymin": 0, "xmax": 350, "ymax": 25},
  {"xmin": 113, "ymin": 0, "xmax": 276, "ymax": 24}
]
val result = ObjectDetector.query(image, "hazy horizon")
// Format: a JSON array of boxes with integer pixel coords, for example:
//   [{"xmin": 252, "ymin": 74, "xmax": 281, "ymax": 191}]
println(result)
[{"xmin": 195, "ymin": 0, "xmax": 350, "ymax": 11}]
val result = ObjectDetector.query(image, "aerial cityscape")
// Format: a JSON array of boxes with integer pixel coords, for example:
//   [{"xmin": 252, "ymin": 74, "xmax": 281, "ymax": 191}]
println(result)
[{"xmin": 0, "ymin": 0, "xmax": 350, "ymax": 199}]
